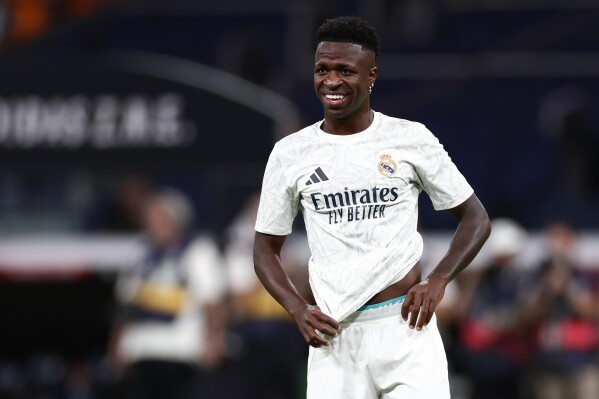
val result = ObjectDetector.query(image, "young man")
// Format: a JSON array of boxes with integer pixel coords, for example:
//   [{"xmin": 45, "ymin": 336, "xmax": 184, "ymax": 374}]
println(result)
[{"xmin": 253, "ymin": 16, "xmax": 491, "ymax": 398}]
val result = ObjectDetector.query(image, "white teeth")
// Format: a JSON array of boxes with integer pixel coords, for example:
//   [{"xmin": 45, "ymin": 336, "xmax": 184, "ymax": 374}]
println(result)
[{"xmin": 325, "ymin": 94, "xmax": 345, "ymax": 100}]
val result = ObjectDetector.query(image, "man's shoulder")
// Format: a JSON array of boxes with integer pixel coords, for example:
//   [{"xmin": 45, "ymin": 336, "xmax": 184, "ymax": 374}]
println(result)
[
  {"xmin": 378, "ymin": 112, "xmax": 425, "ymax": 132},
  {"xmin": 182, "ymin": 234, "xmax": 222, "ymax": 265},
  {"xmin": 273, "ymin": 121, "xmax": 320, "ymax": 152},
  {"xmin": 376, "ymin": 113, "xmax": 429, "ymax": 142},
  {"xmin": 184, "ymin": 234, "xmax": 219, "ymax": 253}
]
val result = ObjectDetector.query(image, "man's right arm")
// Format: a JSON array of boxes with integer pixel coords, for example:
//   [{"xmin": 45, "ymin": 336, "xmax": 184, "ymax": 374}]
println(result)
[{"xmin": 253, "ymin": 231, "xmax": 339, "ymax": 347}]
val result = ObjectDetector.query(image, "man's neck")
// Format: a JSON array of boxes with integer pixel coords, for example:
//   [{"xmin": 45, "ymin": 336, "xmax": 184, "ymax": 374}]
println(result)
[{"xmin": 322, "ymin": 109, "xmax": 374, "ymax": 135}]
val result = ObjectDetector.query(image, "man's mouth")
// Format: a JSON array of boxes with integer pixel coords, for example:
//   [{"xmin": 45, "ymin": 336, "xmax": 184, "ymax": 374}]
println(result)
[{"xmin": 324, "ymin": 94, "xmax": 347, "ymax": 105}]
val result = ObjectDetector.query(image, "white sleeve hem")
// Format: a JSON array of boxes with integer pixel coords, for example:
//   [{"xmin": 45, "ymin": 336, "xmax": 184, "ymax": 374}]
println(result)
[
  {"xmin": 432, "ymin": 189, "xmax": 474, "ymax": 211},
  {"xmin": 254, "ymin": 225, "xmax": 291, "ymax": 236}
]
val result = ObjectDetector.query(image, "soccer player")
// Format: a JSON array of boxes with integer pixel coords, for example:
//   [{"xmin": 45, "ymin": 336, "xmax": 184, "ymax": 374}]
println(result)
[{"xmin": 253, "ymin": 16, "xmax": 491, "ymax": 398}]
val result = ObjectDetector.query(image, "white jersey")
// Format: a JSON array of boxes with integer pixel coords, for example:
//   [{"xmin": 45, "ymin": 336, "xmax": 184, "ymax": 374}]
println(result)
[{"xmin": 255, "ymin": 111, "xmax": 473, "ymax": 322}]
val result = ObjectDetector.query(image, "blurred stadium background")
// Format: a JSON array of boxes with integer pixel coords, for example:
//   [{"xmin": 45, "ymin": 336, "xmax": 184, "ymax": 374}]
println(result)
[{"xmin": 0, "ymin": 1, "xmax": 599, "ymax": 398}]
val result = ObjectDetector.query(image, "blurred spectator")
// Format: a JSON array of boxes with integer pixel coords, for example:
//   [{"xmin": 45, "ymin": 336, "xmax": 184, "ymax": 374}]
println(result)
[
  {"xmin": 521, "ymin": 222, "xmax": 599, "ymax": 399},
  {"xmin": 1, "ymin": 0, "xmax": 111, "ymax": 50},
  {"xmin": 84, "ymin": 175, "xmax": 153, "ymax": 233},
  {"xmin": 539, "ymin": 86, "xmax": 599, "ymax": 199},
  {"xmin": 455, "ymin": 218, "xmax": 534, "ymax": 399},
  {"xmin": 433, "ymin": 279, "xmax": 472, "ymax": 399},
  {"xmin": 108, "ymin": 188, "xmax": 227, "ymax": 399},
  {"xmin": 223, "ymin": 193, "xmax": 309, "ymax": 399}
]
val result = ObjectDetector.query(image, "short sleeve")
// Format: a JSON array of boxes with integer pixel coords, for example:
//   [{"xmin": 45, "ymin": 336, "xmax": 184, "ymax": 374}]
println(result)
[
  {"xmin": 411, "ymin": 124, "xmax": 474, "ymax": 210},
  {"xmin": 255, "ymin": 143, "xmax": 299, "ymax": 235}
]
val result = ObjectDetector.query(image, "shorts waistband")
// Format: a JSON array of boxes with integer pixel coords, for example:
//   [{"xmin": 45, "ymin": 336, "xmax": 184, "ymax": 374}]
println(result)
[
  {"xmin": 343, "ymin": 295, "xmax": 407, "ymax": 325},
  {"xmin": 357, "ymin": 294, "xmax": 407, "ymax": 311}
]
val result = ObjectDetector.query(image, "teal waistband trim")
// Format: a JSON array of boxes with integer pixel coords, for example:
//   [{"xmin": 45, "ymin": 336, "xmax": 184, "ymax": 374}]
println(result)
[{"xmin": 357, "ymin": 294, "xmax": 407, "ymax": 311}]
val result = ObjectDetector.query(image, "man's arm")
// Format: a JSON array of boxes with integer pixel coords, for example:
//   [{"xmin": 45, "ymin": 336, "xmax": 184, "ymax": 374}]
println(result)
[
  {"xmin": 401, "ymin": 193, "xmax": 491, "ymax": 330},
  {"xmin": 200, "ymin": 301, "xmax": 228, "ymax": 368},
  {"xmin": 253, "ymin": 232, "xmax": 339, "ymax": 347}
]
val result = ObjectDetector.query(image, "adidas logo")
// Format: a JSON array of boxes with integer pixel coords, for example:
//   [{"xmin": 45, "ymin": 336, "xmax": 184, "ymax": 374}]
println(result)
[{"xmin": 305, "ymin": 167, "xmax": 329, "ymax": 186}]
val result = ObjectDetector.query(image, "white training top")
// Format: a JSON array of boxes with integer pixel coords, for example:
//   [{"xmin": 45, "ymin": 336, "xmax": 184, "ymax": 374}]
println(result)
[{"xmin": 255, "ymin": 111, "xmax": 473, "ymax": 322}]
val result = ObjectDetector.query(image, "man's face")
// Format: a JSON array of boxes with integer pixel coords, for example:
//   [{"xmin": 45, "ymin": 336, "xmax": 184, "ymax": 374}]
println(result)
[
  {"xmin": 143, "ymin": 200, "xmax": 180, "ymax": 248},
  {"xmin": 314, "ymin": 41, "xmax": 377, "ymax": 121}
]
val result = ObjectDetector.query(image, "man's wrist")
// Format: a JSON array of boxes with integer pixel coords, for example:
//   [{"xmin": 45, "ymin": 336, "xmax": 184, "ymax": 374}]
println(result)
[
  {"xmin": 287, "ymin": 300, "xmax": 311, "ymax": 320},
  {"xmin": 425, "ymin": 271, "xmax": 450, "ymax": 287}
]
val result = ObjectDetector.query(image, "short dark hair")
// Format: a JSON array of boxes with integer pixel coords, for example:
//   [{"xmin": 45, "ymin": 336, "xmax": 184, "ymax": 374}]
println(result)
[{"xmin": 316, "ymin": 16, "xmax": 381, "ymax": 58}]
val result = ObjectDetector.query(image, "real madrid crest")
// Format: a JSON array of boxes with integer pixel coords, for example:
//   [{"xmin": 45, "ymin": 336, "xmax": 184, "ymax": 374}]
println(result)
[{"xmin": 377, "ymin": 153, "xmax": 397, "ymax": 176}]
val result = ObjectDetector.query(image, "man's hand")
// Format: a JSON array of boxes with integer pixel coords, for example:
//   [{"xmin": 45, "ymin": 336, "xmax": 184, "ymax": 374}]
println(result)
[
  {"xmin": 292, "ymin": 305, "xmax": 340, "ymax": 347},
  {"xmin": 400, "ymin": 194, "xmax": 491, "ymax": 331},
  {"xmin": 544, "ymin": 262, "xmax": 571, "ymax": 296},
  {"xmin": 401, "ymin": 275, "xmax": 448, "ymax": 331},
  {"xmin": 200, "ymin": 330, "xmax": 227, "ymax": 369}
]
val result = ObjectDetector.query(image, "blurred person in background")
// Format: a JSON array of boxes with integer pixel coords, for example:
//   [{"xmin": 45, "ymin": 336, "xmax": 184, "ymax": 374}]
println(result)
[
  {"xmin": 83, "ymin": 175, "xmax": 153, "ymax": 232},
  {"xmin": 521, "ymin": 222, "xmax": 599, "ymax": 399},
  {"xmin": 429, "ymin": 278, "xmax": 470, "ymax": 399},
  {"xmin": 224, "ymin": 193, "xmax": 309, "ymax": 399},
  {"xmin": 108, "ymin": 188, "xmax": 227, "ymax": 399},
  {"xmin": 1, "ymin": 0, "xmax": 110, "ymax": 51},
  {"xmin": 455, "ymin": 218, "xmax": 534, "ymax": 399}
]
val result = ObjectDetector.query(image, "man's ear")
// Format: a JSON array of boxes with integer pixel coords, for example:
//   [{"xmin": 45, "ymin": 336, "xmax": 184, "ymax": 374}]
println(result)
[{"xmin": 369, "ymin": 66, "xmax": 378, "ymax": 86}]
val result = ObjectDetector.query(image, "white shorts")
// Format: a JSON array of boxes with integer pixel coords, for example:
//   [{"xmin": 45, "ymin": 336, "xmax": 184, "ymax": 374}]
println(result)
[{"xmin": 306, "ymin": 296, "xmax": 450, "ymax": 399}]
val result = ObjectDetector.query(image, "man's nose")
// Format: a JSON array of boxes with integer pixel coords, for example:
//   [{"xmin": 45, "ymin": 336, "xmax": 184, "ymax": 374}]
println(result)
[{"xmin": 324, "ymin": 72, "xmax": 342, "ymax": 87}]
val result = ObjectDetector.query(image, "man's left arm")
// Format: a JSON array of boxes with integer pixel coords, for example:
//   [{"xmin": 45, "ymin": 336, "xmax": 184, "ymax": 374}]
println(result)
[{"xmin": 401, "ymin": 193, "xmax": 491, "ymax": 330}]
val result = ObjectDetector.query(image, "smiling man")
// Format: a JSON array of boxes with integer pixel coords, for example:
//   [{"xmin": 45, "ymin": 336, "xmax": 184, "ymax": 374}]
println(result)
[{"xmin": 253, "ymin": 16, "xmax": 491, "ymax": 399}]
